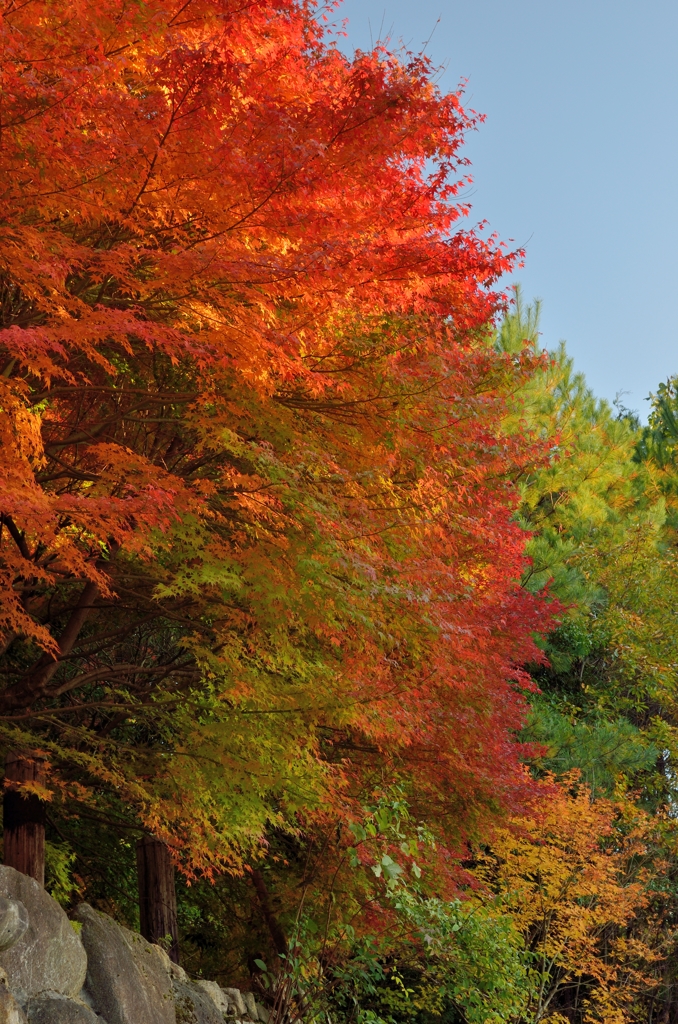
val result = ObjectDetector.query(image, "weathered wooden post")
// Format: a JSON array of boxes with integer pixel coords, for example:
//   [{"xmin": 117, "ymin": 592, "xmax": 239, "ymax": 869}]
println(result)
[
  {"xmin": 136, "ymin": 835, "xmax": 180, "ymax": 963},
  {"xmin": 3, "ymin": 752, "xmax": 46, "ymax": 885}
]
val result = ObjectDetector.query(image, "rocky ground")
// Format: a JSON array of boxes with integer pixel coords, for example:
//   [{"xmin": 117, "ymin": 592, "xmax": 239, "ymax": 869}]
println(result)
[{"xmin": 0, "ymin": 866, "xmax": 266, "ymax": 1024}]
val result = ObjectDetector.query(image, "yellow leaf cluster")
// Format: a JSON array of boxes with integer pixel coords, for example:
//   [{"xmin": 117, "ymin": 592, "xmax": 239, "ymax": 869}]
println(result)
[{"xmin": 473, "ymin": 778, "xmax": 659, "ymax": 1023}]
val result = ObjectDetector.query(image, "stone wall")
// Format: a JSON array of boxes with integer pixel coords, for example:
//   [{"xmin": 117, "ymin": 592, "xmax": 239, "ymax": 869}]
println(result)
[{"xmin": 0, "ymin": 866, "xmax": 268, "ymax": 1024}]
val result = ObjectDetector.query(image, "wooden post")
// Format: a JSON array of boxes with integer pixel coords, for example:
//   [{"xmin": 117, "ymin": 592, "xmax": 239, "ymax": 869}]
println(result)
[
  {"xmin": 3, "ymin": 752, "xmax": 46, "ymax": 886},
  {"xmin": 136, "ymin": 836, "xmax": 180, "ymax": 963}
]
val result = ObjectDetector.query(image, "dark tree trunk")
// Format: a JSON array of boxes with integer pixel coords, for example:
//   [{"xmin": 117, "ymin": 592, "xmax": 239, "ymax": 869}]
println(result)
[
  {"xmin": 3, "ymin": 752, "xmax": 46, "ymax": 885},
  {"xmin": 136, "ymin": 836, "xmax": 179, "ymax": 964},
  {"xmin": 251, "ymin": 868, "xmax": 288, "ymax": 956}
]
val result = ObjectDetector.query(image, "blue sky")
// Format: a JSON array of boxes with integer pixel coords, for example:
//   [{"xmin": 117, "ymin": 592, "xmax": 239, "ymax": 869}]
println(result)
[{"xmin": 335, "ymin": 0, "xmax": 678, "ymax": 418}]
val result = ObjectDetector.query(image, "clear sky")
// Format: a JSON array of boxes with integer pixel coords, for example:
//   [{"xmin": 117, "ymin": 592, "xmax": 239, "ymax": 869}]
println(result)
[{"xmin": 335, "ymin": 0, "xmax": 678, "ymax": 418}]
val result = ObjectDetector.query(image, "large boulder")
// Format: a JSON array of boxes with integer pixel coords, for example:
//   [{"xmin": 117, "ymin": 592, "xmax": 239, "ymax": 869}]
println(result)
[
  {"xmin": 172, "ymin": 980, "xmax": 224, "ymax": 1024},
  {"xmin": 25, "ymin": 994, "xmax": 103, "ymax": 1024},
  {"xmin": 75, "ymin": 904, "xmax": 175, "ymax": 1024},
  {"xmin": 0, "ymin": 868, "xmax": 87, "ymax": 1004}
]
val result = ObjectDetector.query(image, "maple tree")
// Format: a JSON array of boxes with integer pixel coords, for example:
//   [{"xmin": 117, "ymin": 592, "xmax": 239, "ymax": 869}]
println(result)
[
  {"xmin": 474, "ymin": 779, "xmax": 659, "ymax": 1024},
  {"xmin": 0, "ymin": 0, "xmax": 556, "ymax": 878}
]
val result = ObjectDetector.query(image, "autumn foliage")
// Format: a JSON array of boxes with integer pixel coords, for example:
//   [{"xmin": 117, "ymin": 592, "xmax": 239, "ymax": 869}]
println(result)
[
  {"xmin": 0, "ymin": 0, "xmax": 559, "ymax": 871},
  {"xmin": 7, "ymin": 3, "xmax": 678, "ymax": 1023},
  {"xmin": 475, "ymin": 779, "xmax": 659, "ymax": 1024}
]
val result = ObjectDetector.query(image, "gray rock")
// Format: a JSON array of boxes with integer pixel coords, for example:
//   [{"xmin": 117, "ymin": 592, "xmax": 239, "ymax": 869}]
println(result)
[
  {"xmin": 172, "ymin": 980, "xmax": 223, "ymax": 1024},
  {"xmin": 0, "ymin": 971, "xmax": 26, "ymax": 1024},
  {"xmin": 168, "ymin": 962, "xmax": 188, "ymax": 983},
  {"xmin": 75, "ymin": 904, "xmax": 175, "ymax": 1024},
  {"xmin": 0, "ymin": 900, "xmax": 28, "ymax": 954},
  {"xmin": 223, "ymin": 991, "xmax": 246, "ymax": 1017},
  {"xmin": 242, "ymin": 993, "xmax": 258, "ymax": 1021},
  {"xmin": 25, "ymin": 993, "xmax": 103, "ymax": 1024},
  {"xmin": 255, "ymin": 1003, "xmax": 269, "ymax": 1023},
  {"xmin": 0, "ymin": 867, "xmax": 87, "ymax": 1003},
  {"xmin": 193, "ymin": 983, "xmax": 229, "ymax": 1015}
]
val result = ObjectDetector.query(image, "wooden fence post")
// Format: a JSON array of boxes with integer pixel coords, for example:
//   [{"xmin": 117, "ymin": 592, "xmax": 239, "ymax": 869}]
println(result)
[
  {"xmin": 3, "ymin": 752, "xmax": 46, "ymax": 885},
  {"xmin": 136, "ymin": 835, "xmax": 180, "ymax": 964}
]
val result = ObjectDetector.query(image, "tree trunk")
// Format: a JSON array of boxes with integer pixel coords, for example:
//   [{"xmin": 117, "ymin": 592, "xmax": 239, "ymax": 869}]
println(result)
[
  {"xmin": 251, "ymin": 867, "xmax": 288, "ymax": 956},
  {"xmin": 136, "ymin": 836, "xmax": 179, "ymax": 964},
  {"xmin": 3, "ymin": 752, "xmax": 46, "ymax": 885}
]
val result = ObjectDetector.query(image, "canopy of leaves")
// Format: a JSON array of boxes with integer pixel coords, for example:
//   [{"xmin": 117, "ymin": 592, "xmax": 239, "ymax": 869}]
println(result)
[{"xmin": 0, "ymin": 0, "xmax": 554, "ymax": 876}]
